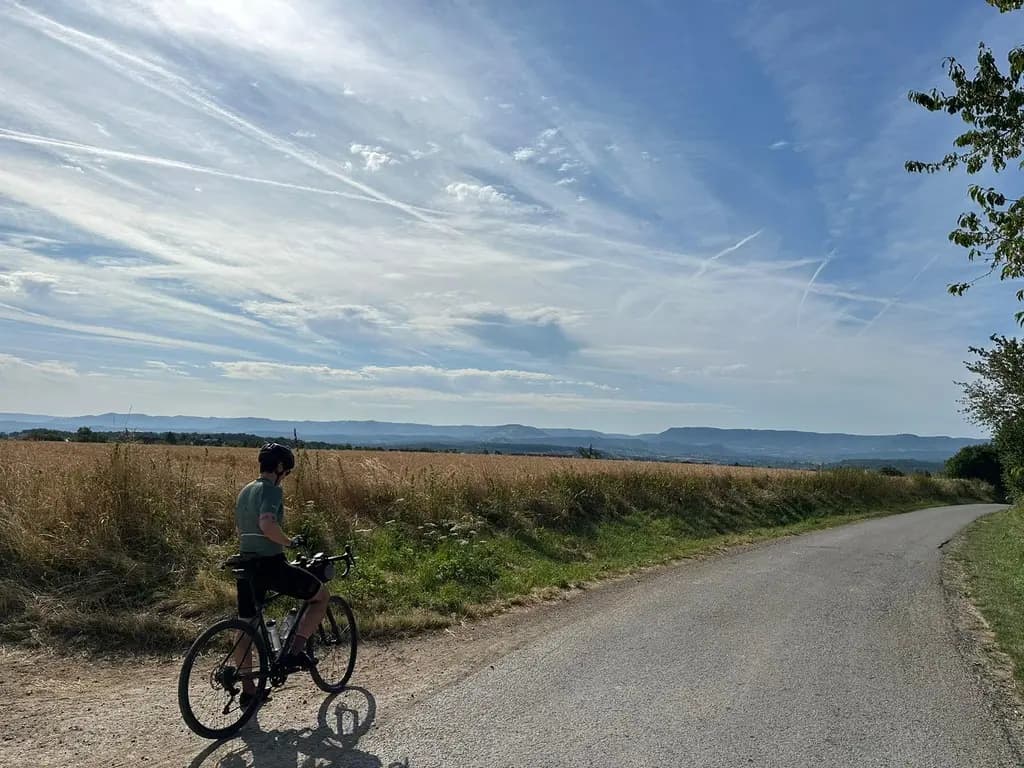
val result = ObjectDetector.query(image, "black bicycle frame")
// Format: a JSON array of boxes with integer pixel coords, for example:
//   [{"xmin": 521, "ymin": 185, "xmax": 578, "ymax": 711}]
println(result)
[{"xmin": 259, "ymin": 590, "xmax": 313, "ymax": 659}]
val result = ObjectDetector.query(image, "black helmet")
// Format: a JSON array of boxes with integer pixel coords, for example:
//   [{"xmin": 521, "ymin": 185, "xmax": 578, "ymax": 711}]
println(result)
[{"xmin": 258, "ymin": 443, "xmax": 295, "ymax": 473}]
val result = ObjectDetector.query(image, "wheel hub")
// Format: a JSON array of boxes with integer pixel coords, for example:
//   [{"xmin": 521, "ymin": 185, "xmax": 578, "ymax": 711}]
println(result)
[{"xmin": 212, "ymin": 664, "xmax": 239, "ymax": 692}]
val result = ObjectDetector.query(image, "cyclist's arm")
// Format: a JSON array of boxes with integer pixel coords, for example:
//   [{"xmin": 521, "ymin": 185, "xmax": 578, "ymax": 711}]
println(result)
[{"xmin": 258, "ymin": 514, "xmax": 293, "ymax": 547}]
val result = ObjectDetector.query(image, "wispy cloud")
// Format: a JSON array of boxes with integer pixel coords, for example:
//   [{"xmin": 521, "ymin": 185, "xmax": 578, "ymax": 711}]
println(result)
[
  {"xmin": 0, "ymin": 352, "xmax": 77, "ymax": 377},
  {"xmin": 350, "ymin": 143, "xmax": 399, "ymax": 172},
  {"xmin": 0, "ymin": 0, "xmax": 999, "ymax": 435},
  {"xmin": 445, "ymin": 182, "xmax": 510, "ymax": 204},
  {"xmin": 797, "ymin": 255, "xmax": 832, "ymax": 328},
  {"xmin": 693, "ymin": 230, "xmax": 763, "ymax": 279}
]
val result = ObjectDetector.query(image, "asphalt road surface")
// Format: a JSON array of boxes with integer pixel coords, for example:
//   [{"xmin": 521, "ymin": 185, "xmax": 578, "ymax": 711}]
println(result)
[
  {"xmin": 9, "ymin": 503, "xmax": 1014, "ymax": 768},
  {"xmin": 359, "ymin": 503, "xmax": 1015, "ymax": 767}
]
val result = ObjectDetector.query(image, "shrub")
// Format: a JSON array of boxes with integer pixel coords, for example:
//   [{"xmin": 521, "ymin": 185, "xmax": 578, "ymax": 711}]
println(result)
[
  {"xmin": 945, "ymin": 443, "xmax": 1006, "ymax": 500},
  {"xmin": 994, "ymin": 419, "xmax": 1024, "ymax": 502}
]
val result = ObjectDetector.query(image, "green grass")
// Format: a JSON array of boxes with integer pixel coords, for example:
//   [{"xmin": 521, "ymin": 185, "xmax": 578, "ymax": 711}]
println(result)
[
  {"xmin": 959, "ymin": 505, "xmax": 1024, "ymax": 683},
  {"xmin": 0, "ymin": 442, "xmax": 992, "ymax": 654}
]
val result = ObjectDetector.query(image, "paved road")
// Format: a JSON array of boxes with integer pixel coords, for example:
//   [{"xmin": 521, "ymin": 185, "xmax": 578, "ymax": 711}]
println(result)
[{"xmin": 361, "ymin": 504, "xmax": 1015, "ymax": 767}]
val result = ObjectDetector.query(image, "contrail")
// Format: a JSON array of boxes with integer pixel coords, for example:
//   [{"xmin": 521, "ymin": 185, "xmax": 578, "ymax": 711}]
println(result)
[
  {"xmin": 9, "ymin": 4, "xmax": 454, "ymax": 233},
  {"xmin": 694, "ymin": 229, "xmax": 763, "ymax": 278},
  {"xmin": 858, "ymin": 254, "xmax": 939, "ymax": 335},
  {"xmin": 0, "ymin": 300, "xmax": 252, "ymax": 356},
  {"xmin": 797, "ymin": 254, "xmax": 832, "ymax": 327},
  {"xmin": 0, "ymin": 128, "xmax": 398, "ymax": 206}
]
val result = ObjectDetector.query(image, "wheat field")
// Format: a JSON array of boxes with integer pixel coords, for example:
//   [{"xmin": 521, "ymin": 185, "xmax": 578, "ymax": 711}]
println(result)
[
  {"xmin": 7, "ymin": 440, "xmax": 801, "ymax": 483},
  {"xmin": 0, "ymin": 439, "xmax": 987, "ymax": 651}
]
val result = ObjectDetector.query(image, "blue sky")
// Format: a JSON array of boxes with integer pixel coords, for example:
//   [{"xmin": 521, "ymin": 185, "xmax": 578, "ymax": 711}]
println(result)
[{"xmin": 0, "ymin": 0, "xmax": 1020, "ymax": 436}]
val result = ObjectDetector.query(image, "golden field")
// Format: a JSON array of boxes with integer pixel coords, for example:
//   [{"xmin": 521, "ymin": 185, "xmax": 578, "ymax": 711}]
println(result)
[{"xmin": 0, "ymin": 439, "xmax": 988, "ymax": 651}]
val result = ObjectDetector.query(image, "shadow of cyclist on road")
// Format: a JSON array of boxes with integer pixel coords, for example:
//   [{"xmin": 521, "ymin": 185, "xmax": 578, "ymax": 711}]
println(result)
[{"xmin": 188, "ymin": 686, "xmax": 393, "ymax": 768}]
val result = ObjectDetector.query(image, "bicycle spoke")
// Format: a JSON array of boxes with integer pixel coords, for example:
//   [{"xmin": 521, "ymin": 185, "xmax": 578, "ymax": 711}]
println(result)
[
  {"xmin": 179, "ymin": 619, "xmax": 268, "ymax": 738},
  {"xmin": 309, "ymin": 596, "xmax": 357, "ymax": 692}
]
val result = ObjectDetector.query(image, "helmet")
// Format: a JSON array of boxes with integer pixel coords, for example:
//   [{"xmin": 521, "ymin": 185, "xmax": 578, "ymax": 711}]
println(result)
[{"xmin": 258, "ymin": 443, "xmax": 295, "ymax": 473}]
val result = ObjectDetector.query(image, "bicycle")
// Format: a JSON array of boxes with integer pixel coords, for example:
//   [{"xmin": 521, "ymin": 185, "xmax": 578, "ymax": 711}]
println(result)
[{"xmin": 177, "ymin": 543, "xmax": 359, "ymax": 740}]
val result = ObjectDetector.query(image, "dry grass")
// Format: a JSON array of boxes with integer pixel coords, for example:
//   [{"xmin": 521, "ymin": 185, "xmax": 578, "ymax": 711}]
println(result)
[
  {"xmin": 13, "ymin": 441, "xmax": 803, "ymax": 482},
  {"xmin": 0, "ymin": 440, "xmax": 990, "ymax": 653}
]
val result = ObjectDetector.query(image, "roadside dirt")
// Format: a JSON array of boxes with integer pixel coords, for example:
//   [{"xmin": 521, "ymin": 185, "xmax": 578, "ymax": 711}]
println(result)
[
  {"xmin": 941, "ymin": 533, "xmax": 1024, "ymax": 762},
  {"xmin": 2, "ymin": 553, "xmax": 706, "ymax": 768}
]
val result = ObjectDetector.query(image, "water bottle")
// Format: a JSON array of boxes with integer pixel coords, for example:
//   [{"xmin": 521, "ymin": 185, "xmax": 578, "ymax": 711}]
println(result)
[
  {"xmin": 281, "ymin": 608, "xmax": 298, "ymax": 640},
  {"xmin": 267, "ymin": 620, "xmax": 281, "ymax": 652}
]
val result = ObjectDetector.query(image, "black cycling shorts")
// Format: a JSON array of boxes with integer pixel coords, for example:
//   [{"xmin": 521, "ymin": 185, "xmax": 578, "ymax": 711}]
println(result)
[{"xmin": 236, "ymin": 553, "xmax": 322, "ymax": 619}]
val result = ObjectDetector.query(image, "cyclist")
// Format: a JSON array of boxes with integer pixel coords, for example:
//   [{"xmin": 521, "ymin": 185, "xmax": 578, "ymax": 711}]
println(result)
[{"xmin": 232, "ymin": 443, "xmax": 329, "ymax": 706}]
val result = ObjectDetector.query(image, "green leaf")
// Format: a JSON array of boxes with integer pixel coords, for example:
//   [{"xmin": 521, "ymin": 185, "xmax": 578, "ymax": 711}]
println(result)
[{"xmin": 907, "ymin": 4, "xmax": 1024, "ymax": 321}]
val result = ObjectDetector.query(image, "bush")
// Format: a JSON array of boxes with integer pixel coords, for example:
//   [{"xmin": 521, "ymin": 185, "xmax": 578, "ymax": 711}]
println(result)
[
  {"xmin": 946, "ymin": 443, "xmax": 1006, "ymax": 500},
  {"xmin": 995, "ymin": 419, "xmax": 1024, "ymax": 501}
]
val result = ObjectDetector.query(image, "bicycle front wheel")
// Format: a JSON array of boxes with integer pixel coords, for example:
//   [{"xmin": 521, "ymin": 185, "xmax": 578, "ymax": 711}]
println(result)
[
  {"xmin": 309, "ymin": 595, "xmax": 358, "ymax": 693},
  {"xmin": 178, "ymin": 617, "xmax": 269, "ymax": 739}
]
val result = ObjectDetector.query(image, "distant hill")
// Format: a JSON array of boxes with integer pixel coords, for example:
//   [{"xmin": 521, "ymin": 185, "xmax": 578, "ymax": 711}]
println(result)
[{"xmin": 0, "ymin": 412, "xmax": 986, "ymax": 467}]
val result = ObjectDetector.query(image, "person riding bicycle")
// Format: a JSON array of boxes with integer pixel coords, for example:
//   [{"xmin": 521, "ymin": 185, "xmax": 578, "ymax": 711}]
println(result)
[{"xmin": 233, "ymin": 443, "xmax": 329, "ymax": 704}]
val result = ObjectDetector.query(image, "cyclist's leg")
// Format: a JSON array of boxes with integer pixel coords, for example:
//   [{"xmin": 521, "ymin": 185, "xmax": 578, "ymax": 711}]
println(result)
[
  {"xmin": 269, "ymin": 559, "xmax": 325, "ymax": 655},
  {"xmin": 232, "ymin": 575, "xmax": 260, "ymax": 695},
  {"xmin": 292, "ymin": 584, "xmax": 329, "ymax": 654}
]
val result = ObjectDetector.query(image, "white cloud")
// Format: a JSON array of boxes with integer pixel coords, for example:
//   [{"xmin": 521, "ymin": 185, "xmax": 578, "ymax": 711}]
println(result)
[
  {"xmin": 0, "ymin": 270, "xmax": 61, "ymax": 294},
  {"xmin": 213, "ymin": 360, "xmax": 612, "ymax": 391},
  {"xmin": 409, "ymin": 141, "xmax": 441, "ymax": 159},
  {"xmin": 445, "ymin": 182, "xmax": 510, "ymax": 204},
  {"xmin": 349, "ymin": 143, "xmax": 398, "ymax": 172},
  {"xmin": 675, "ymin": 364, "xmax": 749, "ymax": 380},
  {"xmin": 0, "ymin": 352, "xmax": 77, "ymax": 377},
  {"xmin": 214, "ymin": 361, "xmax": 366, "ymax": 381},
  {"xmin": 511, "ymin": 129, "xmax": 587, "ymax": 176},
  {"xmin": 0, "ymin": 0, "xmax": 996, "ymax": 436},
  {"xmin": 769, "ymin": 140, "xmax": 790, "ymax": 150},
  {"xmin": 144, "ymin": 360, "xmax": 190, "ymax": 376}
]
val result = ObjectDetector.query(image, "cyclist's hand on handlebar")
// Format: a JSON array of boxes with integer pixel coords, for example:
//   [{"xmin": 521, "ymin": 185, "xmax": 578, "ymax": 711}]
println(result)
[{"xmin": 288, "ymin": 534, "xmax": 306, "ymax": 549}]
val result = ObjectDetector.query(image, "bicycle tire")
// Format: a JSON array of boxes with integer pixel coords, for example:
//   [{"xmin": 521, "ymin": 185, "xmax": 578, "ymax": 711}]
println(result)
[
  {"xmin": 309, "ymin": 595, "xmax": 358, "ymax": 693},
  {"xmin": 178, "ymin": 617, "xmax": 269, "ymax": 739}
]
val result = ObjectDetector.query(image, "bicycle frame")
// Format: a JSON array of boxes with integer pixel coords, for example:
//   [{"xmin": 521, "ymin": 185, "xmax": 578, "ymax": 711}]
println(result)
[
  {"xmin": 224, "ymin": 546, "xmax": 355, "ymax": 686},
  {"xmin": 180, "ymin": 546, "xmax": 357, "ymax": 738},
  {"xmin": 257, "ymin": 590, "xmax": 312, "ymax": 661}
]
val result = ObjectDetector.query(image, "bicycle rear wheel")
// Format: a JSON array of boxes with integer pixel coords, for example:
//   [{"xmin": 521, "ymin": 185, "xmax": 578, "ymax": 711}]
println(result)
[
  {"xmin": 309, "ymin": 595, "xmax": 358, "ymax": 693},
  {"xmin": 178, "ymin": 617, "xmax": 269, "ymax": 739}
]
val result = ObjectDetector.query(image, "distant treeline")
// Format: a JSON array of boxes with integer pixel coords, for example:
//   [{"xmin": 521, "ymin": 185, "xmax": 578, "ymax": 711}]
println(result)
[
  {"xmin": 0, "ymin": 428, "xmax": 948, "ymax": 475},
  {"xmin": 0, "ymin": 427, "xmax": 356, "ymax": 450},
  {"xmin": 0, "ymin": 427, "xmax": 607, "ymax": 458}
]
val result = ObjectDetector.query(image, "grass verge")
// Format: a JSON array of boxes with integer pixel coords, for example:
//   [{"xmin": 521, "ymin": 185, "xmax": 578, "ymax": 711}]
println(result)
[
  {"xmin": 958, "ymin": 505, "xmax": 1024, "ymax": 685},
  {"xmin": 0, "ymin": 442, "xmax": 992, "ymax": 654}
]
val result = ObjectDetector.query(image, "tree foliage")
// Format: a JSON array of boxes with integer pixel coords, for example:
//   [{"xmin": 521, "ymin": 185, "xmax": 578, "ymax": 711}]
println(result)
[
  {"xmin": 994, "ymin": 416, "xmax": 1024, "ymax": 498},
  {"xmin": 959, "ymin": 334, "xmax": 1024, "ymax": 431},
  {"xmin": 906, "ymin": 0, "xmax": 1024, "ymax": 322},
  {"xmin": 959, "ymin": 333, "xmax": 1024, "ymax": 499},
  {"xmin": 945, "ymin": 443, "xmax": 1006, "ymax": 498}
]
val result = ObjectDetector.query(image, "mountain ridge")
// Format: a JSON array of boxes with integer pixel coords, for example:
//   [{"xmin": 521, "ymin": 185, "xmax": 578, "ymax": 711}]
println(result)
[{"xmin": 0, "ymin": 411, "xmax": 985, "ymax": 467}]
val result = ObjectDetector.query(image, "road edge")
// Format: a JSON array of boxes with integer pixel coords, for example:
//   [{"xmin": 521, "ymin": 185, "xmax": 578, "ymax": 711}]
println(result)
[{"xmin": 941, "ymin": 522, "xmax": 1024, "ymax": 762}]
